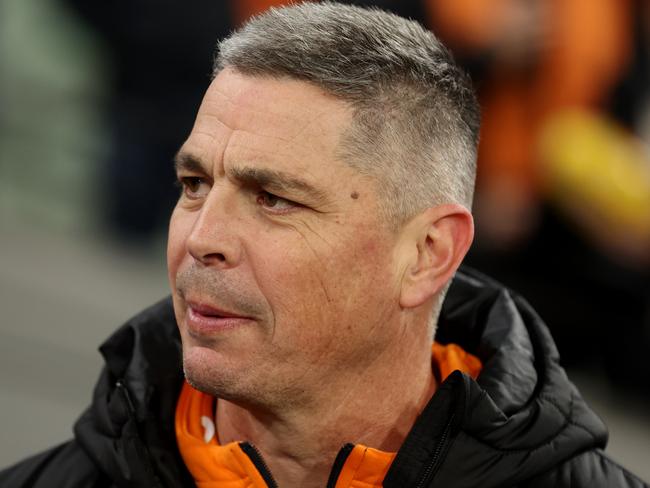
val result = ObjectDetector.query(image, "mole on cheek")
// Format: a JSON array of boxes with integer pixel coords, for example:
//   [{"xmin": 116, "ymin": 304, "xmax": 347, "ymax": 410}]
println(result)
[{"xmin": 350, "ymin": 191, "xmax": 359, "ymax": 200}]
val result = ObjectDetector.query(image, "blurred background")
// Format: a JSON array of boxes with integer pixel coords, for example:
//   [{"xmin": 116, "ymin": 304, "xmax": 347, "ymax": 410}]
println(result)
[{"xmin": 1, "ymin": 0, "xmax": 649, "ymax": 480}]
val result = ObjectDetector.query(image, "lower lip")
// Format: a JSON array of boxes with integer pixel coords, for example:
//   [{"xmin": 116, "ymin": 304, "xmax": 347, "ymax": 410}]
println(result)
[{"xmin": 186, "ymin": 307, "xmax": 253, "ymax": 335}]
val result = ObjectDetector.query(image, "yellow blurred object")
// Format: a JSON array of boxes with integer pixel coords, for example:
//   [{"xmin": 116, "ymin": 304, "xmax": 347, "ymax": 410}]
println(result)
[{"xmin": 539, "ymin": 110, "xmax": 650, "ymax": 247}]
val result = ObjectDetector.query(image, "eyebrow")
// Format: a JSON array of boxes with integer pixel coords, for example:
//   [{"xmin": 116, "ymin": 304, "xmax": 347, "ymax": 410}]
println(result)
[
  {"xmin": 174, "ymin": 151, "xmax": 207, "ymax": 175},
  {"xmin": 230, "ymin": 166, "xmax": 328, "ymax": 203},
  {"xmin": 174, "ymin": 150, "xmax": 328, "ymax": 203}
]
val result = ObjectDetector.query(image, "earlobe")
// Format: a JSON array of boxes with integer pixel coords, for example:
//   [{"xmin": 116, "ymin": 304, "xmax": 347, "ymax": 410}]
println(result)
[{"xmin": 399, "ymin": 205, "xmax": 474, "ymax": 309}]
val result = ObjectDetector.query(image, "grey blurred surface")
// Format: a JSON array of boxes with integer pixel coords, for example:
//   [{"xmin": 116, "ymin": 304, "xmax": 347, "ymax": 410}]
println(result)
[
  {"xmin": 0, "ymin": 220, "xmax": 169, "ymax": 468},
  {"xmin": 1, "ymin": 220, "xmax": 649, "ymax": 481}
]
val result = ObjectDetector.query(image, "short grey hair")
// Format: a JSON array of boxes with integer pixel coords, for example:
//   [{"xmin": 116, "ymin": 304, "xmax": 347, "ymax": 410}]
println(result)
[{"xmin": 214, "ymin": 1, "xmax": 480, "ymax": 226}]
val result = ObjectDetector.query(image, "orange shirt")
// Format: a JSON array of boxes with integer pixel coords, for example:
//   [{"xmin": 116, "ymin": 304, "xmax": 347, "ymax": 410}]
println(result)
[{"xmin": 175, "ymin": 342, "xmax": 481, "ymax": 488}]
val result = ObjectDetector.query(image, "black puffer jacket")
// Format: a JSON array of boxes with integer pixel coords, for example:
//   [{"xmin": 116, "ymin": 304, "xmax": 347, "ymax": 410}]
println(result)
[{"xmin": 1, "ymin": 268, "xmax": 647, "ymax": 487}]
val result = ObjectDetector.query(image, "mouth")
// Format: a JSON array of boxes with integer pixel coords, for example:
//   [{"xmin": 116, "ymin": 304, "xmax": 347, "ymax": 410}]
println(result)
[{"xmin": 185, "ymin": 300, "xmax": 254, "ymax": 335}]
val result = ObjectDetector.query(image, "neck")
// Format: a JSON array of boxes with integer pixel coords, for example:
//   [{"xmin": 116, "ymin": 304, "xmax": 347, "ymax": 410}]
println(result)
[{"xmin": 216, "ymin": 331, "xmax": 436, "ymax": 488}]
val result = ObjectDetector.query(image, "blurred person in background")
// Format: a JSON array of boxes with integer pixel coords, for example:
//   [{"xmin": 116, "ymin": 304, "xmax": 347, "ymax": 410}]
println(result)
[
  {"xmin": 420, "ymin": 0, "xmax": 650, "ymax": 395},
  {"xmin": 2, "ymin": 3, "xmax": 648, "ymax": 487},
  {"xmin": 424, "ymin": 0, "xmax": 631, "ymax": 246}
]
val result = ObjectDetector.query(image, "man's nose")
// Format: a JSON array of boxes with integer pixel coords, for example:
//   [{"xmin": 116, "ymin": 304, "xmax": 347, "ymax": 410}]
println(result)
[{"xmin": 186, "ymin": 189, "xmax": 242, "ymax": 268}]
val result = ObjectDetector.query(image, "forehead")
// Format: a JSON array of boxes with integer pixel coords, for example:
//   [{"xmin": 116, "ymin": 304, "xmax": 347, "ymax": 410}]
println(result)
[{"xmin": 184, "ymin": 69, "xmax": 355, "ymax": 178}]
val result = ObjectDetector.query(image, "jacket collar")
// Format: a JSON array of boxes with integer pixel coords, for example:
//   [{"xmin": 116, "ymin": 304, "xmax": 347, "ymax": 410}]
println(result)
[{"xmin": 385, "ymin": 268, "xmax": 608, "ymax": 487}]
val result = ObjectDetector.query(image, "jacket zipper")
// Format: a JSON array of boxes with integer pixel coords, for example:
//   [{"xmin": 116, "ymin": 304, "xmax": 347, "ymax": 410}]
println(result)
[
  {"xmin": 239, "ymin": 441, "xmax": 280, "ymax": 488},
  {"xmin": 239, "ymin": 442, "xmax": 356, "ymax": 488},
  {"xmin": 116, "ymin": 380, "xmax": 136, "ymax": 412},
  {"xmin": 325, "ymin": 443, "xmax": 355, "ymax": 488},
  {"xmin": 414, "ymin": 413, "xmax": 455, "ymax": 488}
]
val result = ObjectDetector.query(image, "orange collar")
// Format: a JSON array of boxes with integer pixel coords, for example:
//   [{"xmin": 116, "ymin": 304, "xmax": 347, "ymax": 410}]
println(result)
[{"xmin": 175, "ymin": 342, "xmax": 481, "ymax": 488}]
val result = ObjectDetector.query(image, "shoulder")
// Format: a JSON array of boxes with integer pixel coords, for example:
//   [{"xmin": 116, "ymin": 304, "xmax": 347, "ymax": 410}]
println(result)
[
  {"xmin": 0, "ymin": 440, "xmax": 109, "ymax": 488},
  {"xmin": 524, "ymin": 449, "xmax": 649, "ymax": 488}
]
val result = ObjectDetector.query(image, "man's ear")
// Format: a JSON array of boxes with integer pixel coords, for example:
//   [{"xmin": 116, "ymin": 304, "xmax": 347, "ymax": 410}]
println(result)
[{"xmin": 399, "ymin": 204, "xmax": 474, "ymax": 309}]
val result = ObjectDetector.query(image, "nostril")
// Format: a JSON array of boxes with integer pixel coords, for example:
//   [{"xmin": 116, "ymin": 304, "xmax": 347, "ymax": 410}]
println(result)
[
  {"xmin": 190, "ymin": 250, "xmax": 228, "ymax": 265},
  {"xmin": 201, "ymin": 252, "xmax": 227, "ymax": 263}
]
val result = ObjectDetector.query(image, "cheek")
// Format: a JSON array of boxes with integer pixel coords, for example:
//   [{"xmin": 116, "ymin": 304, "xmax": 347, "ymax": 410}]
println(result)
[
  {"xmin": 327, "ymin": 231, "xmax": 398, "ymax": 317},
  {"xmin": 253, "ymin": 242, "xmax": 318, "ymax": 314},
  {"xmin": 167, "ymin": 208, "xmax": 194, "ymax": 287},
  {"xmin": 254, "ymin": 226, "xmax": 394, "ymax": 329}
]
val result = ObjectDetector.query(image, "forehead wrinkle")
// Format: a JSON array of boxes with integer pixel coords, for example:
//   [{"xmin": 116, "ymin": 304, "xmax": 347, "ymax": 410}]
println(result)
[
  {"xmin": 225, "ymin": 129, "xmax": 329, "ymax": 163},
  {"xmin": 182, "ymin": 112, "xmax": 236, "ymax": 177},
  {"xmin": 209, "ymin": 83, "xmax": 345, "ymax": 144},
  {"xmin": 222, "ymin": 136, "xmax": 330, "ymax": 191}
]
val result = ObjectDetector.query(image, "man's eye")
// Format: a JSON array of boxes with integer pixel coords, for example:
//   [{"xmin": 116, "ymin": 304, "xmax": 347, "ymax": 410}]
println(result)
[
  {"xmin": 178, "ymin": 177, "xmax": 210, "ymax": 199},
  {"xmin": 256, "ymin": 191, "xmax": 297, "ymax": 212}
]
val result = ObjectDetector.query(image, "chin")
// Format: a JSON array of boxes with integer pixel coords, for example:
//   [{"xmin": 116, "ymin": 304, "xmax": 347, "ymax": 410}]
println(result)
[
  {"xmin": 181, "ymin": 343, "xmax": 256, "ymax": 405},
  {"xmin": 182, "ymin": 345, "xmax": 298, "ymax": 410},
  {"xmin": 183, "ymin": 344, "xmax": 229, "ymax": 393}
]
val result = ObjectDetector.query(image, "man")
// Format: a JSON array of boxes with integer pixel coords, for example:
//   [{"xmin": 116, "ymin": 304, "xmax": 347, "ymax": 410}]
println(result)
[{"xmin": 1, "ymin": 3, "xmax": 647, "ymax": 487}]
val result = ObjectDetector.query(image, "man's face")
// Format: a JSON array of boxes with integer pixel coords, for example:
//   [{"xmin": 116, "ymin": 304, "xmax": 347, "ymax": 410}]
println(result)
[{"xmin": 168, "ymin": 69, "xmax": 405, "ymax": 408}]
